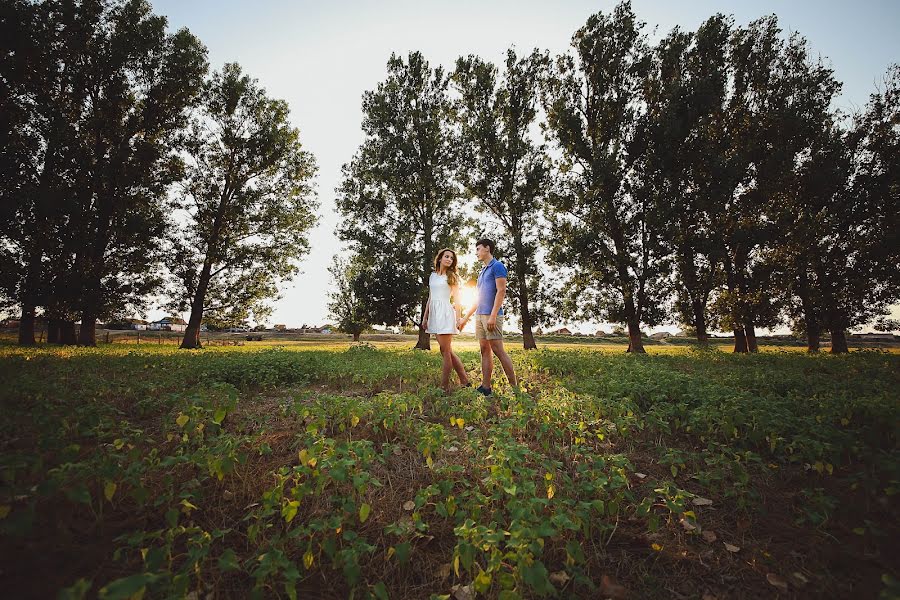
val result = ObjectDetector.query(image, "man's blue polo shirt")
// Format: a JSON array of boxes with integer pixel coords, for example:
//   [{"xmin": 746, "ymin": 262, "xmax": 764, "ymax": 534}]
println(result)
[{"xmin": 476, "ymin": 258, "xmax": 508, "ymax": 315}]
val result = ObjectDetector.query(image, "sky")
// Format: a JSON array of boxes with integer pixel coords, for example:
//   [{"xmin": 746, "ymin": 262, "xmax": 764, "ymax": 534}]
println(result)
[{"xmin": 146, "ymin": 0, "xmax": 900, "ymax": 333}]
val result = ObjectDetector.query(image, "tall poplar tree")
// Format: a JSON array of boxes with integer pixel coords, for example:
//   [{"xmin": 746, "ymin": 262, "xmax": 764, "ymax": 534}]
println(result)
[
  {"xmin": 171, "ymin": 63, "xmax": 318, "ymax": 349},
  {"xmin": 542, "ymin": 1, "xmax": 668, "ymax": 353},
  {"xmin": 337, "ymin": 52, "xmax": 465, "ymax": 350},
  {"xmin": 453, "ymin": 48, "xmax": 550, "ymax": 349}
]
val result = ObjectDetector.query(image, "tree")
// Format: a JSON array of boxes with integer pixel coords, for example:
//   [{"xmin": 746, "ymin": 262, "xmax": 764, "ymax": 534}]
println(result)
[
  {"xmin": 0, "ymin": 0, "xmax": 93, "ymax": 345},
  {"xmin": 453, "ymin": 48, "xmax": 550, "ymax": 350},
  {"xmin": 638, "ymin": 16, "xmax": 734, "ymax": 344},
  {"xmin": 74, "ymin": 0, "xmax": 208, "ymax": 346},
  {"xmin": 542, "ymin": 1, "xmax": 668, "ymax": 353},
  {"xmin": 336, "ymin": 52, "xmax": 466, "ymax": 350},
  {"xmin": 0, "ymin": 0, "xmax": 208, "ymax": 346},
  {"xmin": 773, "ymin": 118, "xmax": 850, "ymax": 352},
  {"xmin": 787, "ymin": 64, "xmax": 900, "ymax": 353},
  {"xmin": 690, "ymin": 16, "xmax": 839, "ymax": 352},
  {"xmin": 328, "ymin": 257, "xmax": 370, "ymax": 342},
  {"xmin": 170, "ymin": 63, "xmax": 318, "ymax": 349}
]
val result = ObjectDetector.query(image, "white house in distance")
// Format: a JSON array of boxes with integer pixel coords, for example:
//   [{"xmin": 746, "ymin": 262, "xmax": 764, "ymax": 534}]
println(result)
[{"xmin": 150, "ymin": 316, "xmax": 188, "ymax": 332}]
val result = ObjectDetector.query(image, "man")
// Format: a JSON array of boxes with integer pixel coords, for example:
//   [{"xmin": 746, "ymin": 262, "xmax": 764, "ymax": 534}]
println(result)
[{"xmin": 459, "ymin": 238, "xmax": 518, "ymax": 395}]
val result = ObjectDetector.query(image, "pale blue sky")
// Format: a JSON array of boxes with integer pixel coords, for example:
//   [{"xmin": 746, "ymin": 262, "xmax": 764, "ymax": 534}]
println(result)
[{"xmin": 147, "ymin": 0, "xmax": 899, "ymax": 331}]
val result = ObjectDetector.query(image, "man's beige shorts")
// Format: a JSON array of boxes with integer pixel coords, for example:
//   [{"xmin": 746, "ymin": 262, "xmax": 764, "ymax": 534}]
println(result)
[{"xmin": 475, "ymin": 314, "xmax": 504, "ymax": 340}]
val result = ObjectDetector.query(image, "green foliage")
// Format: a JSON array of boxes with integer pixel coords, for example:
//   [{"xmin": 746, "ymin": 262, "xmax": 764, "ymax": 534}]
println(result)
[
  {"xmin": 541, "ymin": 1, "xmax": 668, "ymax": 351},
  {"xmin": 452, "ymin": 48, "xmax": 551, "ymax": 344},
  {"xmin": 1, "ymin": 0, "xmax": 208, "ymax": 344},
  {"xmin": 328, "ymin": 256, "xmax": 372, "ymax": 340},
  {"xmin": 169, "ymin": 62, "xmax": 319, "ymax": 347},
  {"xmin": 1, "ymin": 341, "xmax": 897, "ymax": 598},
  {"xmin": 336, "ymin": 51, "xmax": 468, "ymax": 339}
]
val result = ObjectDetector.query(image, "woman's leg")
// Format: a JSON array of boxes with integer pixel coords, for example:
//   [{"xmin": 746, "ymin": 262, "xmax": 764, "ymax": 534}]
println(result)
[
  {"xmin": 450, "ymin": 350, "xmax": 470, "ymax": 385},
  {"xmin": 437, "ymin": 334, "xmax": 453, "ymax": 391}
]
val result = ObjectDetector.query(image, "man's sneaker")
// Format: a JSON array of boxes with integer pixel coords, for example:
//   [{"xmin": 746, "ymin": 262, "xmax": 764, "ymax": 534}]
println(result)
[{"xmin": 475, "ymin": 385, "xmax": 492, "ymax": 396}]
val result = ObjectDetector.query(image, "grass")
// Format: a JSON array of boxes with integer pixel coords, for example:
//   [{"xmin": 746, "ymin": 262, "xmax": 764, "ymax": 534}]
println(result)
[{"xmin": 0, "ymin": 340, "xmax": 898, "ymax": 599}]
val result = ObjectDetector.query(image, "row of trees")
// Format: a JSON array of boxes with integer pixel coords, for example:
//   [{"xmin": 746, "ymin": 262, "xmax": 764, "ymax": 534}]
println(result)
[
  {"xmin": 1, "ymin": 0, "xmax": 318, "ymax": 348},
  {"xmin": 332, "ymin": 2, "xmax": 899, "ymax": 353}
]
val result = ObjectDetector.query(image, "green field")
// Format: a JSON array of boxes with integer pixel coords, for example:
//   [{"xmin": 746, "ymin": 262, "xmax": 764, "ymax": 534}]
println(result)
[{"xmin": 1, "ymin": 341, "xmax": 897, "ymax": 599}]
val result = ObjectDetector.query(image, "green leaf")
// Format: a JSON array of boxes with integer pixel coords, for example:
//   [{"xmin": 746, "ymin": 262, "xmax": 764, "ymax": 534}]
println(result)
[
  {"xmin": 213, "ymin": 407, "xmax": 227, "ymax": 425},
  {"xmin": 474, "ymin": 569, "xmax": 493, "ymax": 594},
  {"xmin": 66, "ymin": 485, "xmax": 92, "ymax": 506},
  {"xmin": 359, "ymin": 502, "xmax": 372, "ymax": 523},
  {"xmin": 372, "ymin": 581, "xmax": 389, "ymax": 600},
  {"xmin": 520, "ymin": 559, "xmax": 554, "ymax": 595},
  {"xmin": 395, "ymin": 541, "xmax": 411, "ymax": 564},
  {"xmin": 218, "ymin": 549, "xmax": 240, "ymax": 572},
  {"xmin": 99, "ymin": 573, "xmax": 157, "ymax": 600},
  {"xmin": 57, "ymin": 578, "xmax": 92, "ymax": 600},
  {"xmin": 104, "ymin": 482, "xmax": 117, "ymax": 502},
  {"xmin": 283, "ymin": 500, "xmax": 299, "ymax": 523},
  {"xmin": 175, "ymin": 413, "xmax": 189, "ymax": 428}
]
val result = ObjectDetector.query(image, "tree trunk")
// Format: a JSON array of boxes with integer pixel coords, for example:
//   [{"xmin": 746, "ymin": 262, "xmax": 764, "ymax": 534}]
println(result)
[
  {"xmin": 181, "ymin": 280, "xmax": 207, "ymax": 349},
  {"xmin": 78, "ymin": 309, "xmax": 97, "ymax": 346},
  {"xmin": 745, "ymin": 322, "xmax": 758, "ymax": 353},
  {"xmin": 59, "ymin": 320, "xmax": 77, "ymax": 345},
  {"xmin": 806, "ymin": 326, "xmax": 820, "ymax": 353},
  {"xmin": 182, "ymin": 184, "xmax": 233, "ymax": 349},
  {"xmin": 181, "ymin": 257, "xmax": 213, "ymax": 349},
  {"xmin": 353, "ymin": 332, "xmax": 361, "ymax": 342},
  {"xmin": 47, "ymin": 318, "xmax": 60, "ymax": 344},
  {"xmin": 733, "ymin": 327, "xmax": 748, "ymax": 353},
  {"xmin": 513, "ymin": 235, "xmax": 537, "ymax": 350},
  {"xmin": 626, "ymin": 320, "xmax": 646, "ymax": 353},
  {"xmin": 797, "ymin": 270, "xmax": 820, "ymax": 353},
  {"xmin": 693, "ymin": 301, "xmax": 709, "ymax": 344},
  {"xmin": 830, "ymin": 329, "xmax": 849, "ymax": 354},
  {"xmin": 415, "ymin": 326, "xmax": 431, "ymax": 350},
  {"xmin": 414, "ymin": 297, "xmax": 431, "ymax": 350},
  {"xmin": 18, "ymin": 305, "xmax": 36, "ymax": 346}
]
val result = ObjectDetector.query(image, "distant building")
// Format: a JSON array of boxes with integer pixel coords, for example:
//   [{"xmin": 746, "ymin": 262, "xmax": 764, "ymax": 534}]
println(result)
[
  {"xmin": 150, "ymin": 317, "xmax": 188, "ymax": 332},
  {"xmin": 850, "ymin": 332, "xmax": 897, "ymax": 342},
  {"xmin": 274, "ymin": 324, "xmax": 287, "ymax": 331},
  {"xmin": 550, "ymin": 327, "xmax": 572, "ymax": 336},
  {"xmin": 594, "ymin": 330, "xmax": 609, "ymax": 337},
  {"xmin": 108, "ymin": 318, "xmax": 149, "ymax": 330}
]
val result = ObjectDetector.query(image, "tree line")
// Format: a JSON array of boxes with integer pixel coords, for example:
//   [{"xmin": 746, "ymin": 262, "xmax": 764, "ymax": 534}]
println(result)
[
  {"xmin": 332, "ymin": 1, "xmax": 899, "ymax": 353},
  {"xmin": 0, "ymin": 0, "xmax": 319, "ymax": 349},
  {"xmin": 1, "ymin": 1, "xmax": 895, "ymax": 354}
]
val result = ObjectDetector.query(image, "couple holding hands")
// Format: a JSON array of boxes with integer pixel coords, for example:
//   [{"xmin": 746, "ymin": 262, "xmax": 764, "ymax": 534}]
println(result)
[{"xmin": 422, "ymin": 238, "xmax": 518, "ymax": 394}]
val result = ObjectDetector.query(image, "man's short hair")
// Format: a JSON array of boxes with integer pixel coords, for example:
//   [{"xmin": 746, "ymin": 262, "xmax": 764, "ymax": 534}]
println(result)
[{"xmin": 476, "ymin": 238, "xmax": 496, "ymax": 254}]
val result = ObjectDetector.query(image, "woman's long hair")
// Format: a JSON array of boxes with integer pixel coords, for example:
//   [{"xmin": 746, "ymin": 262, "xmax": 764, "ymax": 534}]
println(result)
[{"xmin": 433, "ymin": 248, "xmax": 459, "ymax": 288}]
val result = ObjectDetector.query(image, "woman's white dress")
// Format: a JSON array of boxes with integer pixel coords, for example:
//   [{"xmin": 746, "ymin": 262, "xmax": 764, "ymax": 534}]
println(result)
[{"xmin": 426, "ymin": 272, "xmax": 458, "ymax": 334}]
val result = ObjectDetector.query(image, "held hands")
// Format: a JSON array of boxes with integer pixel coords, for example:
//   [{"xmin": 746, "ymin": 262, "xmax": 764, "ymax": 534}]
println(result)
[{"xmin": 457, "ymin": 316, "xmax": 467, "ymax": 331}]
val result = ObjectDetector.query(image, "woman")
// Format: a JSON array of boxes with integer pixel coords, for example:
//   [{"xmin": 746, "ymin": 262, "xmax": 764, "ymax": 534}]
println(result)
[{"xmin": 423, "ymin": 248, "xmax": 471, "ymax": 392}]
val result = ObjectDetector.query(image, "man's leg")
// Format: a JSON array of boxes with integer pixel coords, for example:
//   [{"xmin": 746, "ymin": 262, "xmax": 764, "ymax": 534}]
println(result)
[
  {"xmin": 479, "ymin": 339, "xmax": 493, "ymax": 389},
  {"xmin": 488, "ymin": 339, "xmax": 517, "ymax": 388}
]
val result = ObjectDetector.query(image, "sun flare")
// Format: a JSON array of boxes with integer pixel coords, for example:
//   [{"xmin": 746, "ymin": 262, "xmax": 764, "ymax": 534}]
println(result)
[{"xmin": 458, "ymin": 285, "xmax": 478, "ymax": 314}]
